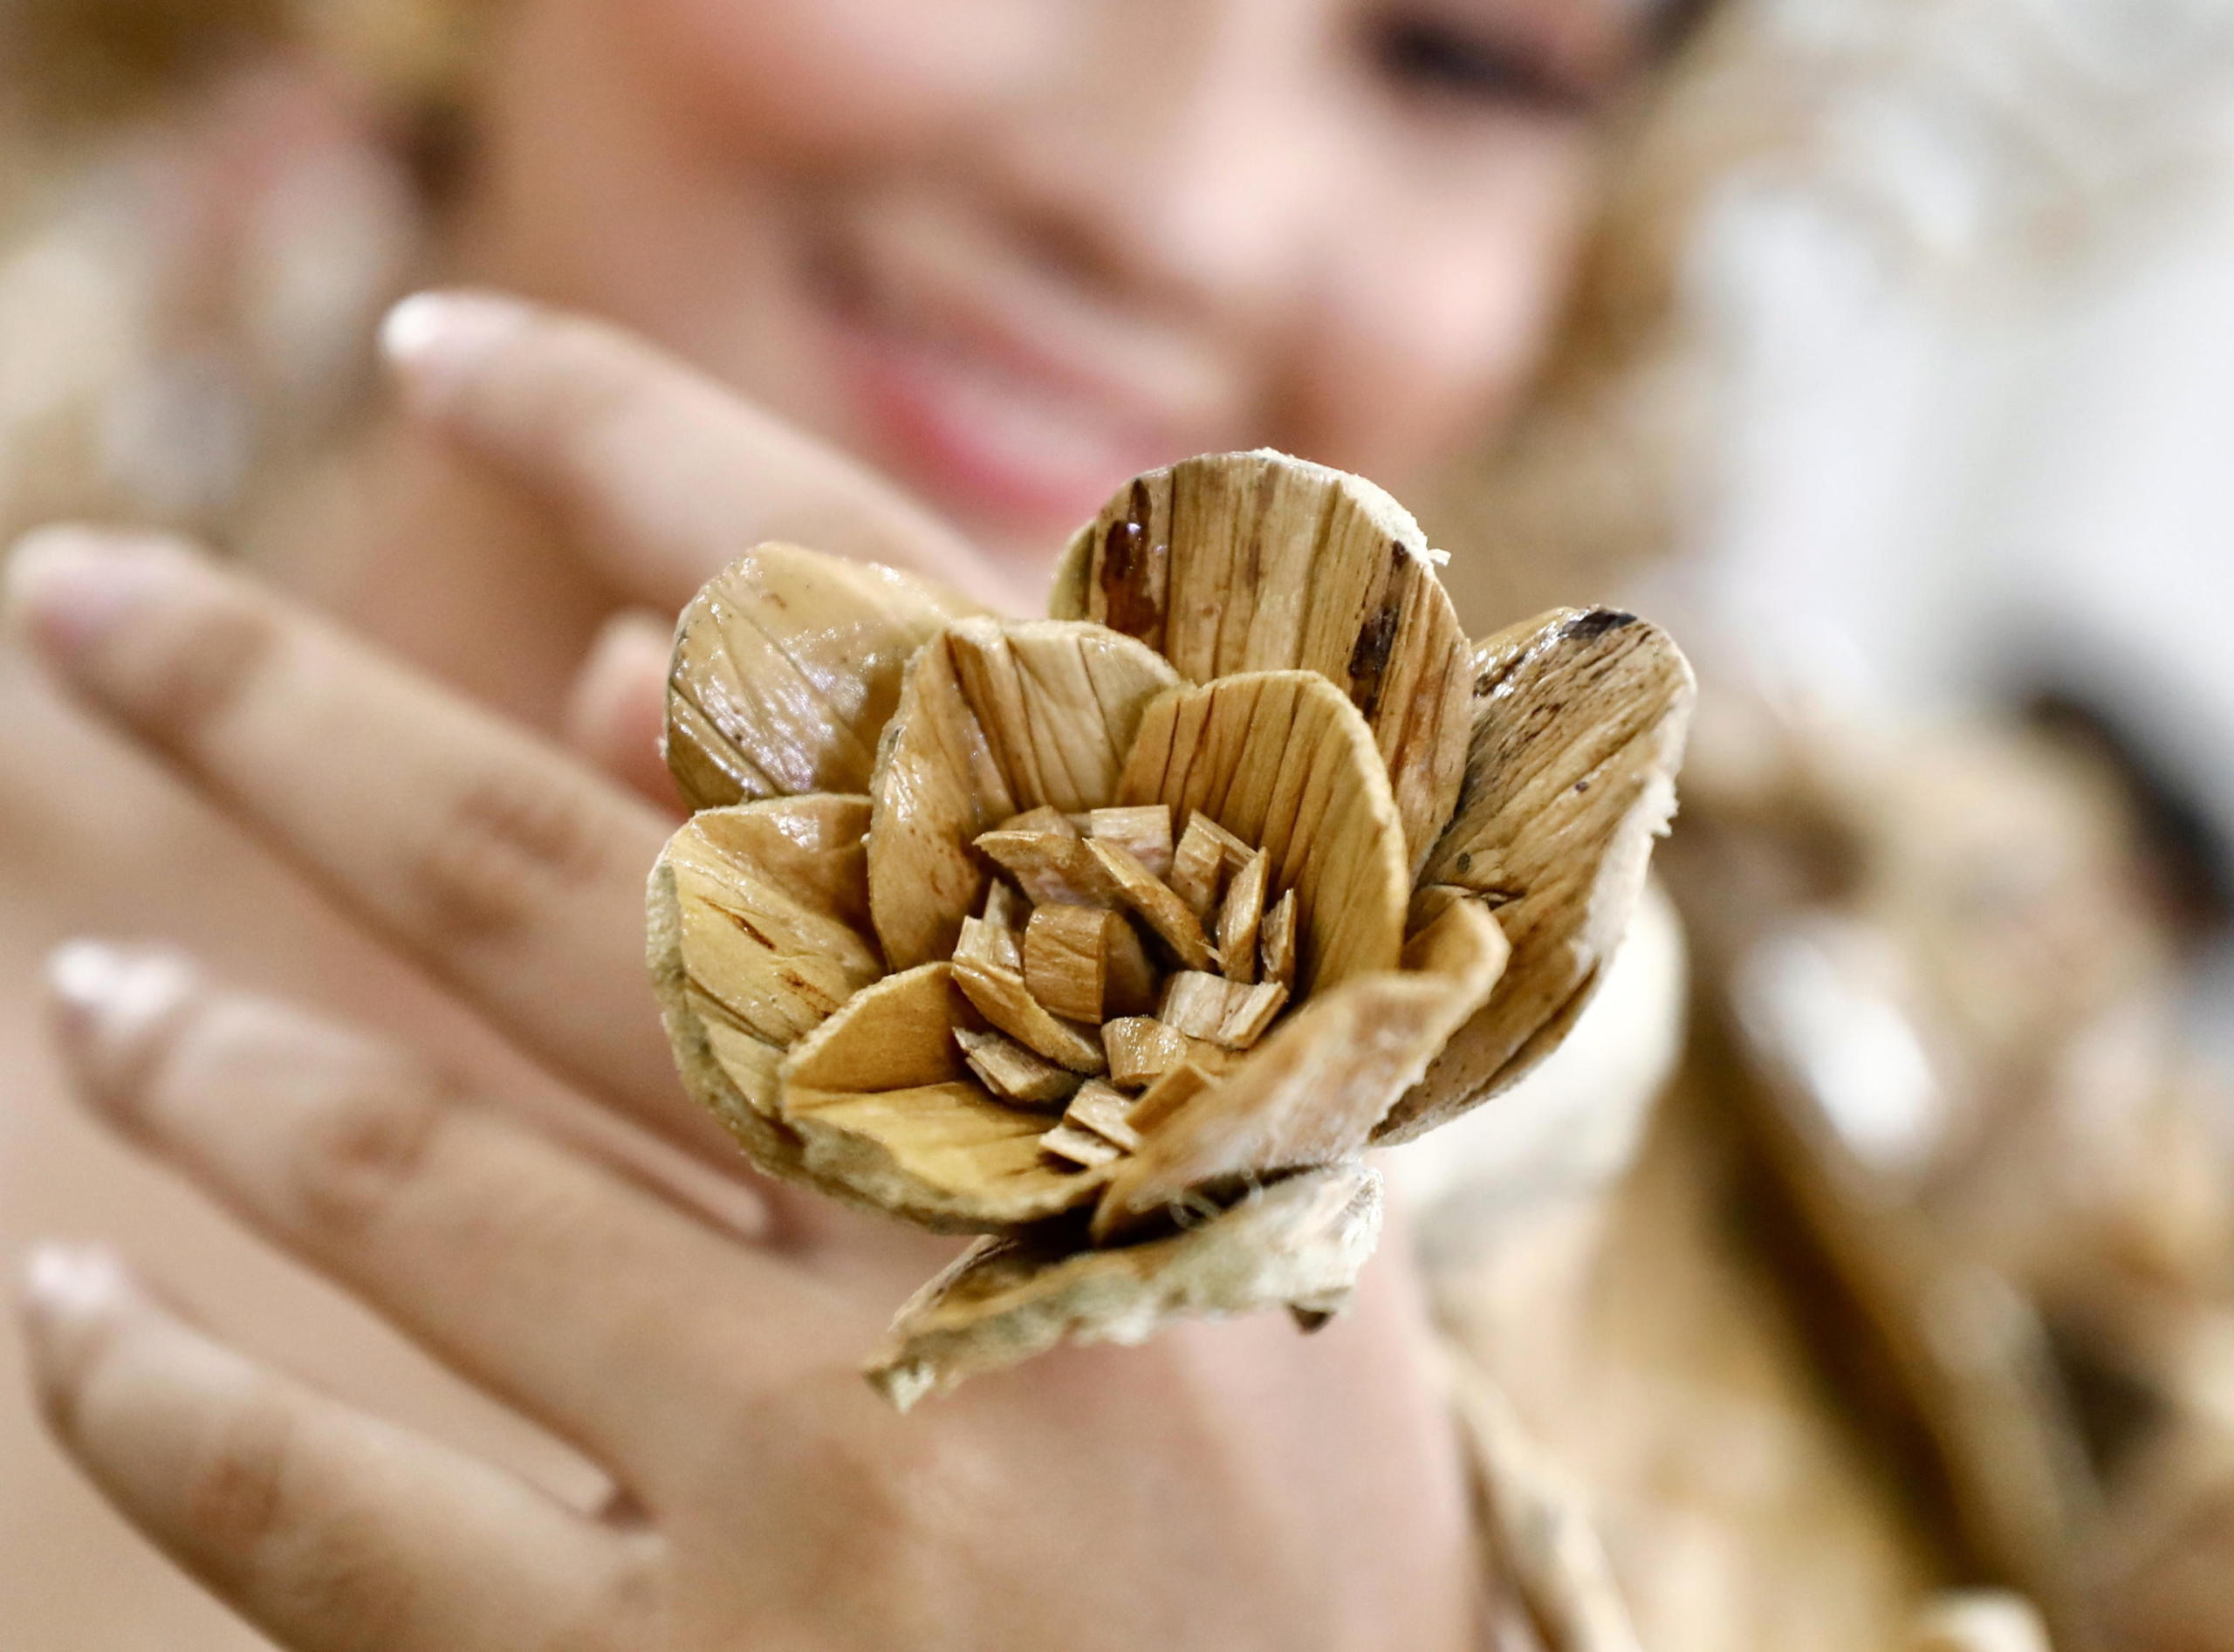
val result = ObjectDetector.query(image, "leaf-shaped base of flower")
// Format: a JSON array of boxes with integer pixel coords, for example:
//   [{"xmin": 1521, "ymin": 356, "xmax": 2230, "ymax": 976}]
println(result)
[{"xmin": 867, "ymin": 1162, "xmax": 1383, "ymax": 1411}]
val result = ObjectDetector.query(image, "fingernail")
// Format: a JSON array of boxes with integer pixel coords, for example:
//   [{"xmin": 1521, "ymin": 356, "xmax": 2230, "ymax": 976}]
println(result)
[
  {"xmin": 380, "ymin": 290, "xmax": 531, "ymax": 413},
  {"xmin": 5, "ymin": 527, "xmax": 187, "ymax": 662},
  {"xmin": 23, "ymin": 1243, "xmax": 132, "ymax": 1324},
  {"xmin": 46, "ymin": 943, "xmax": 196, "ymax": 1113},
  {"xmin": 22, "ymin": 1244, "xmax": 138, "ymax": 1416}
]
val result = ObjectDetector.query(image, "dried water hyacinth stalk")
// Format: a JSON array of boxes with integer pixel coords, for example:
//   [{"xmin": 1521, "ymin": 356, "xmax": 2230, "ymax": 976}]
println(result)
[{"xmin": 648, "ymin": 450, "xmax": 1695, "ymax": 1406}]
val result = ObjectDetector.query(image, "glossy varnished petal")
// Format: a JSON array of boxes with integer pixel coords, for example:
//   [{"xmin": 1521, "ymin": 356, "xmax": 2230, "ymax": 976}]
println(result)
[
  {"xmin": 647, "ymin": 797, "xmax": 879, "ymax": 1173},
  {"xmin": 665, "ymin": 543, "xmax": 985, "ymax": 811},
  {"xmin": 779, "ymin": 965, "xmax": 1112, "ymax": 1231}
]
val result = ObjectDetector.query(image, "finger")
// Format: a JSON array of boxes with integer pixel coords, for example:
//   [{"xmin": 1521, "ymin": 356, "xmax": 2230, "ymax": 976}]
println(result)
[
  {"xmin": 45, "ymin": 943, "xmax": 831, "ymax": 1470},
  {"xmin": 381, "ymin": 291, "xmax": 1034, "ymax": 615},
  {"xmin": 22, "ymin": 1244, "xmax": 654, "ymax": 1652},
  {"xmin": 565, "ymin": 610, "xmax": 681, "ymax": 812},
  {"xmin": 6, "ymin": 527, "xmax": 715, "ymax": 1151}
]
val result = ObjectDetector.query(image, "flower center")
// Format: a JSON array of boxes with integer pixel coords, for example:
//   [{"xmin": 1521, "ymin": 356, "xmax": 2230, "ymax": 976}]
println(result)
[{"xmin": 944, "ymin": 804, "xmax": 1299, "ymax": 1172}]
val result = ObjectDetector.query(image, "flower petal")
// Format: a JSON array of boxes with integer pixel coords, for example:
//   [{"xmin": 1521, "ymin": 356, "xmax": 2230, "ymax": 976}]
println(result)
[
  {"xmin": 666, "ymin": 543, "xmax": 985, "ymax": 811},
  {"xmin": 1093, "ymin": 898, "xmax": 1506, "ymax": 1238},
  {"xmin": 867, "ymin": 619, "xmax": 1182, "ymax": 970},
  {"xmin": 1052, "ymin": 452, "xmax": 1472, "ymax": 874},
  {"xmin": 1117, "ymin": 670, "xmax": 1409, "ymax": 995},
  {"xmin": 648, "ymin": 797, "xmax": 880, "ymax": 1171},
  {"xmin": 778, "ymin": 963, "xmax": 1112, "ymax": 1231},
  {"xmin": 867, "ymin": 1162, "xmax": 1383, "ymax": 1409},
  {"xmin": 1379, "ymin": 607, "xmax": 1695, "ymax": 1142}
]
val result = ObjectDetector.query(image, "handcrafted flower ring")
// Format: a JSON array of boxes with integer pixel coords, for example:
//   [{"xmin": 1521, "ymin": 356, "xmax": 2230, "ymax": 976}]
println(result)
[{"xmin": 648, "ymin": 451, "xmax": 1695, "ymax": 1408}]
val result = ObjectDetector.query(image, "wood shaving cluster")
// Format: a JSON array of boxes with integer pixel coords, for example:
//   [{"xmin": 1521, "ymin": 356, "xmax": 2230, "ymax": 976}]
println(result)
[{"xmin": 949, "ymin": 803, "xmax": 1302, "ymax": 1173}]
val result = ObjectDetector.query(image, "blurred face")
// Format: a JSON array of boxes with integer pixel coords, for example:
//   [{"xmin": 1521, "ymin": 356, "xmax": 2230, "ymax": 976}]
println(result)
[{"xmin": 462, "ymin": 0, "xmax": 1676, "ymax": 575}]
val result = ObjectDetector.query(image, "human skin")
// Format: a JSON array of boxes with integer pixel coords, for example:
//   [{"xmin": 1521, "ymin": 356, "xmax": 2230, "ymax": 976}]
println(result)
[
  {"xmin": 0, "ymin": 0, "xmax": 1683, "ymax": 1642},
  {"xmin": 7, "ymin": 317, "xmax": 1487, "ymax": 1651}
]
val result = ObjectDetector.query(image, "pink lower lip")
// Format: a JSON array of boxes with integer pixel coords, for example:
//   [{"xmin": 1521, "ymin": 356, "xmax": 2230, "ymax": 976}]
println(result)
[{"xmin": 827, "ymin": 309, "xmax": 1184, "ymax": 539}]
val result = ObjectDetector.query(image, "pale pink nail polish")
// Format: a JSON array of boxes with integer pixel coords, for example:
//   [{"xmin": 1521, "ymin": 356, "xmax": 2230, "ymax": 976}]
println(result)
[
  {"xmin": 4, "ymin": 528, "xmax": 188, "ymax": 662},
  {"xmin": 45, "ymin": 943, "xmax": 196, "ymax": 1115},
  {"xmin": 23, "ymin": 1243, "xmax": 131, "ymax": 1322},
  {"xmin": 380, "ymin": 290, "xmax": 532, "ymax": 415}
]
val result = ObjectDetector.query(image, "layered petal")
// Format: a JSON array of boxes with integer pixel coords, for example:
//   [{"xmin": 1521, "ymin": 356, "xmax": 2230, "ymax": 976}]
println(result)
[
  {"xmin": 647, "ymin": 796, "xmax": 880, "ymax": 1174},
  {"xmin": 1052, "ymin": 452, "xmax": 1472, "ymax": 874},
  {"xmin": 867, "ymin": 619, "xmax": 1182, "ymax": 970},
  {"xmin": 1378, "ymin": 607, "xmax": 1696, "ymax": 1142},
  {"xmin": 666, "ymin": 543, "xmax": 985, "ymax": 811},
  {"xmin": 868, "ymin": 1162, "xmax": 1384, "ymax": 1410},
  {"xmin": 1117, "ymin": 670, "xmax": 1409, "ymax": 995},
  {"xmin": 1095, "ymin": 896, "xmax": 1507, "ymax": 1237},
  {"xmin": 777, "ymin": 964, "xmax": 1110, "ymax": 1231}
]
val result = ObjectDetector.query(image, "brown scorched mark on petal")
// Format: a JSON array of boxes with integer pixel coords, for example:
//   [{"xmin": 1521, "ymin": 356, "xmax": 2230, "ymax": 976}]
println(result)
[
  {"xmin": 1345, "ymin": 551, "xmax": 1405, "ymax": 722},
  {"xmin": 1099, "ymin": 478, "xmax": 1169, "ymax": 649}
]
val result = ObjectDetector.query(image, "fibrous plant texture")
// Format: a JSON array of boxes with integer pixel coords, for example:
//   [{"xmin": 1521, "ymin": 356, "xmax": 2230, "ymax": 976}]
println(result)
[{"xmin": 648, "ymin": 451, "xmax": 1694, "ymax": 1408}]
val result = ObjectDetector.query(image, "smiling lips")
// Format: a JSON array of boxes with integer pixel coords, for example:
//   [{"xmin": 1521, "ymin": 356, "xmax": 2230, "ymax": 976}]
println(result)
[{"xmin": 814, "ymin": 212, "xmax": 1237, "ymax": 539}]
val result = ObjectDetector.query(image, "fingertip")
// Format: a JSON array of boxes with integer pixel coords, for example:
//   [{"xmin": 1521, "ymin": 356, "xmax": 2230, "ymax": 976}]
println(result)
[
  {"xmin": 5, "ymin": 526, "xmax": 202, "ymax": 664},
  {"xmin": 20, "ymin": 1242, "xmax": 140, "ymax": 1422},
  {"xmin": 565, "ymin": 610, "xmax": 681, "ymax": 811},
  {"xmin": 380, "ymin": 289, "xmax": 536, "ymax": 417},
  {"xmin": 45, "ymin": 942, "xmax": 200, "ymax": 1124}
]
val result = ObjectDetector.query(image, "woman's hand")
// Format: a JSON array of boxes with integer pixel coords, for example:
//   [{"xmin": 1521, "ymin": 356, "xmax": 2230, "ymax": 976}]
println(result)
[{"xmin": 4, "ymin": 303, "xmax": 1489, "ymax": 1651}]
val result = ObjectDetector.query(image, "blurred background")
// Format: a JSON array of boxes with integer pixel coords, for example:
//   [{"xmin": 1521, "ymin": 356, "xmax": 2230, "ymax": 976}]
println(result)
[
  {"xmin": 8, "ymin": 0, "xmax": 2234, "ymax": 1648},
  {"xmin": 1667, "ymin": 0, "xmax": 2234, "ymax": 1061}
]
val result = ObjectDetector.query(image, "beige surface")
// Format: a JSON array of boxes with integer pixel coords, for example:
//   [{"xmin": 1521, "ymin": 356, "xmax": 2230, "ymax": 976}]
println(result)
[{"xmin": 1431, "ymin": 1073, "xmax": 1946, "ymax": 1652}]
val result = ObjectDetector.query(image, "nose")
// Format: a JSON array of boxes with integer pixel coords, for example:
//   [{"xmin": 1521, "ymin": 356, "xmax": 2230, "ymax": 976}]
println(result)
[{"xmin": 980, "ymin": 0, "xmax": 1346, "ymax": 324}]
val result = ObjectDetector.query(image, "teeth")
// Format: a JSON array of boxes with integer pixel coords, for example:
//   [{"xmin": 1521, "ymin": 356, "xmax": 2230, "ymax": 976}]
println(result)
[{"xmin": 913, "ymin": 336, "xmax": 1147, "ymax": 488}]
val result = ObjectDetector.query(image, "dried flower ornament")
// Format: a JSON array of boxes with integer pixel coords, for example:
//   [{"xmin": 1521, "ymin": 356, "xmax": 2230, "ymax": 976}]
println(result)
[{"xmin": 648, "ymin": 451, "xmax": 1694, "ymax": 1407}]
